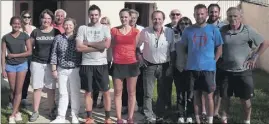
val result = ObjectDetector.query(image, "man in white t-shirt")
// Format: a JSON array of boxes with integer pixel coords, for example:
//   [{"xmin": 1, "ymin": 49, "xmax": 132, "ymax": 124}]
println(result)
[{"xmin": 76, "ymin": 4, "xmax": 112, "ymax": 123}]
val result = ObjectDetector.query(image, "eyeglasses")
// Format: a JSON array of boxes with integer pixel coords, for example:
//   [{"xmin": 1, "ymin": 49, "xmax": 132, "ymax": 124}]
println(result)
[
  {"xmin": 171, "ymin": 13, "xmax": 181, "ymax": 16},
  {"xmin": 23, "ymin": 16, "xmax": 31, "ymax": 19}
]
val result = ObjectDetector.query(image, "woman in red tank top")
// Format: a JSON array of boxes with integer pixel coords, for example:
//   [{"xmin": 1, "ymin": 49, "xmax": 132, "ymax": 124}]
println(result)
[{"xmin": 110, "ymin": 8, "xmax": 140, "ymax": 123}]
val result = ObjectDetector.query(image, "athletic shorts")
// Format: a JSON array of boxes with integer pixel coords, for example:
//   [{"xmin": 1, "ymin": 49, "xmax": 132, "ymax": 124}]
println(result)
[
  {"xmin": 79, "ymin": 65, "xmax": 110, "ymax": 92},
  {"xmin": 110, "ymin": 62, "xmax": 140, "ymax": 79},
  {"xmin": 30, "ymin": 62, "xmax": 56, "ymax": 90},
  {"xmin": 185, "ymin": 70, "xmax": 216, "ymax": 93},
  {"xmin": 5, "ymin": 61, "xmax": 28, "ymax": 72},
  {"xmin": 219, "ymin": 70, "xmax": 254, "ymax": 100}
]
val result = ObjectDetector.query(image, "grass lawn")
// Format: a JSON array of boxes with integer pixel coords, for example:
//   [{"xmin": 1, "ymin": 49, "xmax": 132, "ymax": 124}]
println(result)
[{"xmin": 1, "ymin": 69, "xmax": 269, "ymax": 123}]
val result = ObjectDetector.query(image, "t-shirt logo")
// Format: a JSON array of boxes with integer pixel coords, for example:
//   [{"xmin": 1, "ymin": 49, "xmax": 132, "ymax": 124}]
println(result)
[
  {"xmin": 192, "ymin": 32, "xmax": 208, "ymax": 48},
  {"xmin": 36, "ymin": 36, "xmax": 54, "ymax": 41}
]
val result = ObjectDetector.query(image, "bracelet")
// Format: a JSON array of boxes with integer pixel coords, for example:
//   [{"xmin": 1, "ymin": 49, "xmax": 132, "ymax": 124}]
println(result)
[{"xmin": 52, "ymin": 70, "xmax": 57, "ymax": 72}]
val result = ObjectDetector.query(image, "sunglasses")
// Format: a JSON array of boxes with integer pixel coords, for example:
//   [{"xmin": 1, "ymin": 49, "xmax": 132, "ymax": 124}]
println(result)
[
  {"xmin": 171, "ymin": 13, "xmax": 181, "ymax": 16},
  {"xmin": 23, "ymin": 16, "xmax": 31, "ymax": 19},
  {"xmin": 101, "ymin": 23, "xmax": 108, "ymax": 25}
]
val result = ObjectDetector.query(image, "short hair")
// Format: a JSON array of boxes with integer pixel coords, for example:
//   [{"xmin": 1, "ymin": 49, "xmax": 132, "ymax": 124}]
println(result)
[
  {"xmin": 194, "ymin": 4, "xmax": 207, "ymax": 11},
  {"xmin": 208, "ymin": 4, "xmax": 221, "ymax": 11},
  {"xmin": 64, "ymin": 17, "xmax": 77, "ymax": 27},
  {"xmin": 20, "ymin": 10, "xmax": 31, "ymax": 18},
  {"xmin": 151, "ymin": 10, "xmax": 165, "ymax": 20},
  {"xmin": 39, "ymin": 9, "xmax": 54, "ymax": 22},
  {"xmin": 10, "ymin": 16, "xmax": 21, "ymax": 25},
  {"xmin": 129, "ymin": 9, "xmax": 139, "ymax": 17},
  {"xmin": 100, "ymin": 16, "xmax": 111, "ymax": 25},
  {"xmin": 55, "ymin": 9, "xmax": 67, "ymax": 18},
  {"xmin": 88, "ymin": 4, "xmax": 101, "ymax": 14},
  {"xmin": 226, "ymin": 7, "xmax": 243, "ymax": 17},
  {"xmin": 119, "ymin": 8, "xmax": 131, "ymax": 16}
]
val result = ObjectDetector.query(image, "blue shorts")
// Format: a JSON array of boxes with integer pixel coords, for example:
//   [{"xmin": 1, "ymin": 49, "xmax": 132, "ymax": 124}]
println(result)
[{"xmin": 5, "ymin": 61, "xmax": 28, "ymax": 72}]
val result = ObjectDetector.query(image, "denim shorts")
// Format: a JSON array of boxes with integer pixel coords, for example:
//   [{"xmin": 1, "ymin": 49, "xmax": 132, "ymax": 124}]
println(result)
[{"xmin": 6, "ymin": 61, "xmax": 28, "ymax": 72}]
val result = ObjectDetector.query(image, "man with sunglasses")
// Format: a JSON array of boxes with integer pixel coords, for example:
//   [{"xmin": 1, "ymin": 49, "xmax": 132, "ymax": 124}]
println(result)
[
  {"xmin": 164, "ymin": 9, "xmax": 182, "ymax": 110},
  {"xmin": 137, "ymin": 10, "xmax": 175, "ymax": 123}
]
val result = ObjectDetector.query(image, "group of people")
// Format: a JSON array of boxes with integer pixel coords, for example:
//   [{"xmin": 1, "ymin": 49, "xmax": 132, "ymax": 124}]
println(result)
[{"xmin": 1, "ymin": 3, "xmax": 268, "ymax": 124}]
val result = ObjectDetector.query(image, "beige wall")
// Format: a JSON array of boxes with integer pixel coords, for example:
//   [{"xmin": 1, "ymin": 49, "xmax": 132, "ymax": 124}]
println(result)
[
  {"xmin": 0, "ymin": 1, "xmax": 14, "ymax": 38},
  {"xmin": 90, "ymin": 1, "xmax": 242, "ymax": 27},
  {"xmin": 241, "ymin": 2, "xmax": 269, "ymax": 73},
  {"xmin": 62, "ymin": 1, "xmax": 89, "ymax": 28}
]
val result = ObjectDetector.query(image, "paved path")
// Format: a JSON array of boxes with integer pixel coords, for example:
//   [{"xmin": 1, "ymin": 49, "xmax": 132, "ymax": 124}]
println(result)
[{"xmin": 25, "ymin": 86, "xmax": 145, "ymax": 123}]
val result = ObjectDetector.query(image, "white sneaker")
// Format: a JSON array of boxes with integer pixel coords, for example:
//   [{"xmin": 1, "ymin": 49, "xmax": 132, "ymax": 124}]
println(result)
[
  {"xmin": 72, "ymin": 115, "xmax": 79, "ymax": 124},
  {"xmin": 15, "ymin": 112, "xmax": 22, "ymax": 121},
  {"xmin": 50, "ymin": 116, "xmax": 66, "ymax": 123},
  {"xmin": 9, "ymin": 116, "xmax": 16, "ymax": 124},
  {"xmin": 178, "ymin": 117, "xmax": 185, "ymax": 123},
  {"xmin": 186, "ymin": 117, "xmax": 193, "ymax": 123}
]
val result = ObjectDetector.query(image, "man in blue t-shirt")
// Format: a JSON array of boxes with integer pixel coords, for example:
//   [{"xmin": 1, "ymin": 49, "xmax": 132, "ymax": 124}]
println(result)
[{"xmin": 180, "ymin": 4, "xmax": 223, "ymax": 124}]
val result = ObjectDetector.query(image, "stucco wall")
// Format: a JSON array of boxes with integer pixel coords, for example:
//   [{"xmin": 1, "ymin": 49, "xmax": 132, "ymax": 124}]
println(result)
[
  {"xmin": 241, "ymin": 2, "xmax": 269, "ymax": 73},
  {"xmin": 90, "ymin": 1, "xmax": 243, "ymax": 27},
  {"xmin": 0, "ymin": 1, "xmax": 14, "ymax": 38}
]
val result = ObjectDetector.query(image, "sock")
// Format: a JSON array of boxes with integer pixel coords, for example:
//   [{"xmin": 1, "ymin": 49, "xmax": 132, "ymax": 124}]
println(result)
[
  {"xmin": 86, "ymin": 111, "xmax": 92, "ymax": 118},
  {"xmin": 222, "ymin": 116, "xmax": 227, "ymax": 123},
  {"xmin": 244, "ymin": 120, "xmax": 250, "ymax": 124},
  {"xmin": 208, "ymin": 116, "xmax": 213, "ymax": 124},
  {"xmin": 202, "ymin": 112, "xmax": 207, "ymax": 115},
  {"xmin": 195, "ymin": 115, "xmax": 200, "ymax": 123},
  {"xmin": 105, "ymin": 111, "xmax": 110, "ymax": 119}
]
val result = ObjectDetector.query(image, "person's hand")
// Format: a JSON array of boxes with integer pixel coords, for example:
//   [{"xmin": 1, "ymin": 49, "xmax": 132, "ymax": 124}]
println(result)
[
  {"xmin": 244, "ymin": 54, "xmax": 259, "ymax": 70},
  {"xmin": 7, "ymin": 54, "xmax": 15, "ymax": 59},
  {"xmin": 2, "ymin": 71, "xmax": 7, "ymax": 78},
  {"xmin": 52, "ymin": 71, "xmax": 58, "ymax": 80},
  {"xmin": 137, "ymin": 54, "xmax": 147, "ymax": 68}
]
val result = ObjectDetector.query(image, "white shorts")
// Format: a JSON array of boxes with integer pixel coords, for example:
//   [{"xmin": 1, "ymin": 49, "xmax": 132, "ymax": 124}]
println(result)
[{"xmin": 30, "ymin": 62, "xmax": 56, "ymax": 89}]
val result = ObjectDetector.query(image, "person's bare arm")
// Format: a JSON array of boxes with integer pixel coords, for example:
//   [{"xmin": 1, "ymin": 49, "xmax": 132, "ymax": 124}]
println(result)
[
  {"xmin": 7, "ymin": 39, "xmax": 32, "ymax": 58},
  {"xmin": 76, "ymin": 39, "xmax": 101, "ymax": 53},
  {"xmin": 215, "ymin": 45, "xmax": 223, "ymax": 62},
  {"xmin": 254, "ymin": 40, "xmax": 269, "ymax": 56},
  {"xmin": 1, "ymin": 41, "xmax": 7, "ymax": 73},
  {"xmin": 84, "ymin": 37, "xmax": 111, "ymax": 50}
]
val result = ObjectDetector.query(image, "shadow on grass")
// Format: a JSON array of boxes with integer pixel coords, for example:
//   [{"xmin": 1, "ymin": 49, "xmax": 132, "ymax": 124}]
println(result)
[{"xmin": 151, "ymin": 69, "xmax": 269, "ymax": 123}]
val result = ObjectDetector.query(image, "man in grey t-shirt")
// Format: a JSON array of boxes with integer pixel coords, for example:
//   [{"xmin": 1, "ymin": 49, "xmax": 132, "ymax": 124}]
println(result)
[
  {"xmin": 76, "ymin": 5, "xmax": 112, "ymax": 123},
  {"xmin": 219, "ymin": 7, "xmax": 269, "ymax": 124}
]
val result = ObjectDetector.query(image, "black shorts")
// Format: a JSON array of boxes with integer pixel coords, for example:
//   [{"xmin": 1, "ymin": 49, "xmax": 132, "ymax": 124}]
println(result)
[
  {"xmin": 174, "ymin": 69, "xmax": 192, "ymax": 92},
  {"xmin": 186, "ymin": 70, "xmax": 216, "ymax": 93},
  {"xmin": 110, "ymin": 62, "xmax": 140, "ymax": 79},
  {"xmin": 219, "ymin": 70, "xmax": 254, "ymax": 100},
  {"xmin": 79, "ymin": 65, "xmax": 110, "ymax": 92}
]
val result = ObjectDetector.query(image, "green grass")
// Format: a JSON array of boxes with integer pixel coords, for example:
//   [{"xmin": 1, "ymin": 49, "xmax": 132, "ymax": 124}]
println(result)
[{"xmin": 1, "ymin": 69, "xmax": 269, "ymax": 123}]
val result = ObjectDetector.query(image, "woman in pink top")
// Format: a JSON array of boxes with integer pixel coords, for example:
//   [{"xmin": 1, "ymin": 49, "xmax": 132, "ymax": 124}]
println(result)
[{"xmin": 110, "ymin": 8, "xmax": 140, "ymax": 123}]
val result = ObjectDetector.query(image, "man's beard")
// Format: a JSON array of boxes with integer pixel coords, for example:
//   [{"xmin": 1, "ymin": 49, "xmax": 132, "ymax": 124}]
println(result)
[{"xmin": 207, "ymin": 16, "xmax": 219, "ymax": 23}]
